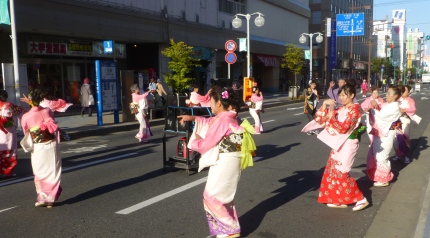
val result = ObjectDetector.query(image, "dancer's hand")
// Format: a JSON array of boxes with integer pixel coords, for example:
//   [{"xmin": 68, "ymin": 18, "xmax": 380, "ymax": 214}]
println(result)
[{"xmin": 177, "ymin": 115, "xmax": 195, "ymax": 126}]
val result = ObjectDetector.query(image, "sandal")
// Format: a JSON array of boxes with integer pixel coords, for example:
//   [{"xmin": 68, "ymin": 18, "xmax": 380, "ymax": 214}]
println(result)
[
  {"xmin": 327, "ymin": 204, "xmax": 347, "ymax": 208},
  {"xmin": 352, "ymin": 200, "xmax": 369, "ymax": 211}
]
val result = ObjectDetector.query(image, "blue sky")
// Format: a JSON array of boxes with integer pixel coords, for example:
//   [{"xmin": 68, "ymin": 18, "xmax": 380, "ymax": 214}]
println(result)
[{"xmin": 373, "ymin": 0, "xmax": 429, "ymax": 53}]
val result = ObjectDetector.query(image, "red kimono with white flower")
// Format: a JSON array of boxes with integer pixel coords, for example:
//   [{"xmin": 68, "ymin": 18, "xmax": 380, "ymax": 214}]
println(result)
[{"xmin": 314, "ymin": 104, "xmax": 365, "ymax": 205}]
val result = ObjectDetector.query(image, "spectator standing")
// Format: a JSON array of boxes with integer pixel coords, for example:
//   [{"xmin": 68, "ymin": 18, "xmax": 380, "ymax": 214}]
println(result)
[
  {"xmin": 156, "ymin": 78, "xmax": 169, "ymax": 105},
  {"xmin": 382, "ymin": 78, "xmax": 387, "ymax": 92},
  {"xmin": 303, "ymin": 80, "xmax": 319, "ymax": 135},
  {"xmin": 80, "ymin": 78, "xmax": 93, "ymax": 117}
]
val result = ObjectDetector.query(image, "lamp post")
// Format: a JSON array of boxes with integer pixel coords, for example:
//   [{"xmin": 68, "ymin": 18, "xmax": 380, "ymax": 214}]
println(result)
[
  {"xmin": 299, "ymin": 32, "xmax": 323, "ymax": 82},
  {"xmin": 232, "ymin": 12, "xmax": 265, "ymax": 78}
]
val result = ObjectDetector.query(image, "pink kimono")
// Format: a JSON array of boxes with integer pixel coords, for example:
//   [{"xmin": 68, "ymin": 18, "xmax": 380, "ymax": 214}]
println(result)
[
  {"xmin": 361, "ymin": 97, "xmax": 384, "ymax": 143},
  {"xmin": 394, "ymin": 96, "xmax": 417, "ymax": 158},
  {"xmin": 190, "ymin": 111, "xmax": 242, "ymax": 237},
  {"xmin": 361, "ymin": 82, "xmax": 369, "ymax": 96},
  {"xmin": 132, "ymin": 92, "xmax": 152, "ymax": 142},
  {"xmin": 189, "ymin": 92, "xmax": 211, "ymax": 107},
  {"xmin": 366, "ymin": 101, "xmax": 400, "ymax": 183},
  {"xmin": 249, "ymin": 93, "xmax": 264, "ymax": 133},
  {"xmin": 21, "ymin": 107, "xmax": 62, "ymax": 204}
]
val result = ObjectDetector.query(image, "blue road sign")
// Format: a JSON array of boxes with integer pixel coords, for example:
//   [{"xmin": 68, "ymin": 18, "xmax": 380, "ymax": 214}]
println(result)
[
  {"xmin": 336, "ymin": 13, "xmax": 365, "ymax": 36},
  {"xmin": 225, "ymin": 52, "xmax": 237, "ymax": 64}
]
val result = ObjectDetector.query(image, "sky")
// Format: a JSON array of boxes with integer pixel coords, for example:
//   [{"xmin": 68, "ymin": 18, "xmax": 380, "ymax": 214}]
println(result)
[{"xmin": 373, "ymin": 0, "xmax": 430, "ymax": 54}]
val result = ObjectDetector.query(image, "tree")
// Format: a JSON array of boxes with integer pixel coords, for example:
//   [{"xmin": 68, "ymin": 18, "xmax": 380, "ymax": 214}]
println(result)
[
  {"xmin": 161, "ymin": 39, "xmax": 200, "ymax": 92},
  {"xmin": 281, "ymin": 43, "xmax": 304, "ymax": 87}
]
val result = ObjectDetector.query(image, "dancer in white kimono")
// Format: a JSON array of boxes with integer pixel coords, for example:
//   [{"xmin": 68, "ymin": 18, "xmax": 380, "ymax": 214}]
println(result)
[{"xmin": 366, "ymin": 86, "xmax": 401, "ymax": 187}]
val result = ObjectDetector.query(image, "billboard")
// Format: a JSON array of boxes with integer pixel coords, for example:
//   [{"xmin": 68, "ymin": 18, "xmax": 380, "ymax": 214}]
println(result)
[{"xmin": 392, "ymin": 9, "xmax": 406, "ymax": 23}]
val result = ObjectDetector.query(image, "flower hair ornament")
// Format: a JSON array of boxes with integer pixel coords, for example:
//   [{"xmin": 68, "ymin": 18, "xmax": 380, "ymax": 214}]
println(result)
[{"xmin": 221, "ymin": 90, "xmax": 229, "ymax": 99}]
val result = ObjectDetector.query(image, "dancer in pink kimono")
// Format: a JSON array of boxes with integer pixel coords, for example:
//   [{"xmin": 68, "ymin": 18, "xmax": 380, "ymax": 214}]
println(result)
[
  {"xmin": 393, "ymin": 85, "xmax": 418, "ymax": 164},
  {"xmin": 188, "ymin": 83, "xmax": 211, "ymax": 107},
  {"xmin": 0, "ymin": 90, "xmax": 25, "ymax": 179},
  {"xmin": 361, "ymin": 86, "xmax": 384, "ymax": 145},
  {"xmin": 20, "ymin": 89, "xmax": 62, "ymax": 208},
  {"xmin": 249, "ymin": 86, "xmax": 264, "ymax": 134},
  {"xmin": 179, "ymin": 87, "xmax": 247, "ymax": 238},
  {"xmin": 130, "ymin": 84, "xmax": 152, "ymax": 142},
  {"xmin": 366, "ymin": 86, "xmax": 401, "ymax": 187},
  {"xmin": 361, "ymin": 79, "xmax": 369, "ymax": 97},
  {"xmin": 302, "ymin": 80, "xmax": 369, "ymax": 211}
]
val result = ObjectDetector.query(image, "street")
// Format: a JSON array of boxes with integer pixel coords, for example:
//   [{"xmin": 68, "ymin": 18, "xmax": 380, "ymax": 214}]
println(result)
[{"xmin": 1, "ymin": 89, "xmax": 429, "ymax": 238}]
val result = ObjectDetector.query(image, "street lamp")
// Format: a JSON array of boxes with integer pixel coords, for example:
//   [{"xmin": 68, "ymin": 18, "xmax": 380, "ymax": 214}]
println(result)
[
  {"xmin": 232, "ymin": 12, "xmax": 265, "ymax": 78},
  {"xmin": 299, "ymin": 32, "xmax": 323, "ymax": 81}
]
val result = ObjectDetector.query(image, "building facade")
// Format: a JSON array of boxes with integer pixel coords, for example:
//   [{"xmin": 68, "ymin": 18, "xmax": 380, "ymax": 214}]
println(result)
[{"xmin": 0, "ymin": 0, "xmax": 310, "ymax": 104}]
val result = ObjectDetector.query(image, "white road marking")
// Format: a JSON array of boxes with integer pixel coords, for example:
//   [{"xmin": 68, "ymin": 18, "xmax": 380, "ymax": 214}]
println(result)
[
  {"xmin": 422, "ymin": 97, "xmax": 429, "ymax": 100},
  {"xmin": 294, "ymin": 113, "xmax": 303, "ymax": 116},
  {"xmin": 0, "ymin": 206, "xmax": 17, "ymax": 213},
  {"xmin": 116, "ymin": 177, "xmax": 208, "ymax": 215},
  {"xmin": 0, "ymin": 153, "xmax": 137, "ymax": 187},
  {"xmin": 287, "ymin": 107, "xmax": 302, "ymax": 110},
  {"xmin": 253, "ymin": 157, "xmax": 264, "ymax": 162},
  {"xmin": 63, "ymin": 144, "xmax": 108, "ymax": 154},
  {"xmin": 262, "ymin": 120, "xmax": 275, "ymax": 123}
]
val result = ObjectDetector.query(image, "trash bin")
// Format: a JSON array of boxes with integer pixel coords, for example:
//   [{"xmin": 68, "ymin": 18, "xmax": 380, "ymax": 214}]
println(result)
[{"xmin": 289, "ymin": 86, "xmax": 300, "ymax": 99}]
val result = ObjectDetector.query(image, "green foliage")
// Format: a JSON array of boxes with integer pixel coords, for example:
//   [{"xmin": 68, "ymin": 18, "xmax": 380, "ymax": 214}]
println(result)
[
  {"xmin": 281, "ymin": 43, "xmax": 304, "ymax": 86},
  {"xmin": 161, "ymin": 39, "xmax": 201, "ymax": 92}
]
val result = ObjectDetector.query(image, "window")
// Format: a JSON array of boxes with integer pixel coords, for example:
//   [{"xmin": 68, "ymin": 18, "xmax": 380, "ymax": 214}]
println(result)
[
  {"xmin": 311, "ymin": 0, "xmax": 321, "ymax": 3},
  {"xmin": 219, "ymin": 0, "xmax": 245, "ymax": 15},
  {"xmin": 312, "ymin": 11, "xmax": 321, "ymax": 24}
]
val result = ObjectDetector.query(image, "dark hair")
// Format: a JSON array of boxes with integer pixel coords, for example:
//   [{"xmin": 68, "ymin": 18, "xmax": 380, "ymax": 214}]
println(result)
[
  {"xmin": 404, "ymin": 85, "xmax": 411, "ymax": 93},
  {"xmin": 370, "ymin": 86, "xmax": 378, "ymax": 93},
  {"xmin": 397, "ymin": 85, "xmax": 405, "ymax": 95},
  {"xmin": 191, "ymin": 83, "xmax": 199, "ymax": 89},
  {"xmin": 0, "ymin": 89, "xmax": 8, "ymax": 102},
  {"xmin": 338, "ymin": 79, "xmax": 357, "ymax": 98},
  {"xmin": 389, "ymin": 86, "xmax": 401, "ymax": 101},
  {"xmin": 210, "ymin": 87, "xmax": 239, "ymax": 112},
  {"xmin": 28, "ymin": 88, "xmax": 49, "ymax": 106},
  {"xmin": 309, "ymin": 80, "xmax": 316, "ymax": 85}
]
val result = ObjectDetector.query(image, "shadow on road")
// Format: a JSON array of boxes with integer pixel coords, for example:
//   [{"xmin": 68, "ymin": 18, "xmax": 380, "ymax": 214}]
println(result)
[
  {"xmin": 239, "ymin": 169, "xmax": 321, "ymax": 237},
  {"xmin": 263, "ymin": 122, "xmax": 302, "ymax": 133},
  {"xmin": 255, "ymin": 143, "xmax": 301, "ymax": 162}
]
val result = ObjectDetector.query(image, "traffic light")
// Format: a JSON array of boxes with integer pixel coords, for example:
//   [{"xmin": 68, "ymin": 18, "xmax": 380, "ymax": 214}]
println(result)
[{"xmin": 427, "ymin": 35, "xmax": 430, "ymax": 40}]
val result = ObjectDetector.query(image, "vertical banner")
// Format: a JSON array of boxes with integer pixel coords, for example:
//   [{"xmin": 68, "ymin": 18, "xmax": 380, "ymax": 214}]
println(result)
[
  {"xmin": 0, "ymin": 0, "xmax": 10, "ymax": 25},
  {"xmin": 328, "ymin": 20, "xmax": 337, "ymax": 72},
  {"xmin": 238, "ymin": 38, "xmax": 247, "ymax": 52},
  {"xmin": 95, "ymin": 60, "xmax": 120, "ymax": 126}
]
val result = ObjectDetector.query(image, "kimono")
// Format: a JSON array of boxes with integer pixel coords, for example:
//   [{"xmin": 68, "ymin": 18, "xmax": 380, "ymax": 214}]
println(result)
[
  {"xmin": 361, "ymin": 82, "xmax": 369, "ymax": 96},
  {"xmin": 189, "ymin": 111, "xmax": 242, "ymax": 237},
  {"xmin": 0, "ymin": 102, "xmax": 25, "ymax": 176},
  {"xmin": 302, "ymin": 104, "xmax": 365, "ymax": 205},
  {"xmin": 189, "ymin": 91, "xmax": 211, "ymax": 107},
  {"xmin": 394, "ymin": 97, "xmax": 417, "ymax": 158},
  {"xmin": 21, "ymin": 107, "xmax": 62, "ymax": 204},
  {"xmin": 366, "ymin": 102, "xmax": 401, "ymax": 183},
  {"xmin": 249, "ymin": 93, "xmax": 264, "ymax": 133},
  {"xmin": 131, "ymin": 92, "xmax": 152, "ymax": 142},
  {"xmin": 361, "ymin": 97, "xmax": 384, "ymax": 143}
]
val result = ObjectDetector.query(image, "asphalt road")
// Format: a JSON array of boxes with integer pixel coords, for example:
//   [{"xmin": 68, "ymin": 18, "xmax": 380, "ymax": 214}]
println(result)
[{"xmin": 1, "ymin": 88, "xmax": 429, "ymax": 238}]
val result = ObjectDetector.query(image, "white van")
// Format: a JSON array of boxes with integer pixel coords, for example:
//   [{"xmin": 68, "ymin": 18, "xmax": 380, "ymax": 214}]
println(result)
[{"xmin": 422, "ymin": 74, "xmax": 430, "ymax": 83}]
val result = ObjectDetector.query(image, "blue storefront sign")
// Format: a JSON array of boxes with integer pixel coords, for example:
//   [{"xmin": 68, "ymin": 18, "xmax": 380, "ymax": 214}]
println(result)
[
  {"xmin": 336, "ymin": 13, "xmax": 365, "ymax": 36},
  {"xmin": 103, "ymin": 40, "xmax": 114, "ymax": 54}
]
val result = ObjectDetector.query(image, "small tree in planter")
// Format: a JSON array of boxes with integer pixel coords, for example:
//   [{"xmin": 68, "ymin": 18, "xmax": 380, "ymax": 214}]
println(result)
[
  {"xmin": 281, "ymin": 43, "xmax": 304, "ymax": 99},
  {"xmin": 161, "ymin": 39, "xmax": 201, "ymax": 93}
]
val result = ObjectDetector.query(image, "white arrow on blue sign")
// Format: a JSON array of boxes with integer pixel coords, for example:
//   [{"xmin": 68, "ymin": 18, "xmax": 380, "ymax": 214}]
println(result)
[{"xmin": 336, "ymin": 13, "xmax": 365, "ymax": 37}]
